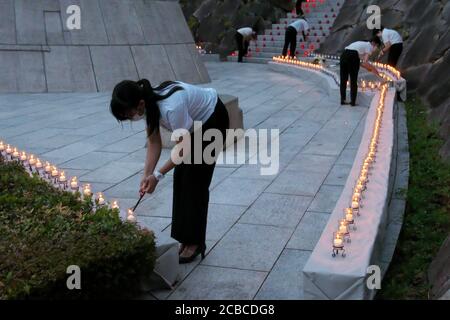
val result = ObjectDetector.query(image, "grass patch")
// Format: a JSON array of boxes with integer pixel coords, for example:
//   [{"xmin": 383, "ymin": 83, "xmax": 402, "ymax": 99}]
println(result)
[
  {"xmin": 0, "ymin": 157, "xmax": 156, "ymax": 299},
  {"xmin": 378, "ymin": 96, "xmax": 450, "ymax": 299}
]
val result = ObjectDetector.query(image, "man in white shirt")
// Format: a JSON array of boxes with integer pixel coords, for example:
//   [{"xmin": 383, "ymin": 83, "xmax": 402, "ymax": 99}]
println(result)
[
  {"xmin": 282, "ymin": 19, "xmax": 309, "ymax": 58},
  {"xmin": 373, "ymin": 26, "xmax": 403, "ymax": 67},
  {"xmin": 340, "ymin": 37, "xmax": 382, "ymax": 106},
  {"xmin": 235, "ymin": 27, "xmax": 257, "ymax": 63}
]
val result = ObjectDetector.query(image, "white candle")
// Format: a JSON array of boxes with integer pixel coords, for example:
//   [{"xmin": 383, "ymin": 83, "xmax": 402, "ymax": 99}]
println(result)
[
  {"xmin": 29, "ymin": 155, "xmax": 36, "ymax": 166},
  {"xmin": 339, "ymin": 220, "xmax": 347, "ymax": 234},
  {"xmin": 45, "ymin": 162, "xmax": 52, "ymax": 173},
  {"xmin": 70, "ymin": 177, "xmax": 78, "ymax": 190},
  {"xmin": 0, "ymin": 141, "xmax": 4, "ymax": 152},
  {"xmin": 59, "ymin": 171, "xmax": 66, "ymax": 182},
  {"xmin": 20, "ymin": 151, "xmax": 27, "ymax": 162},
  {"xmin": 111, "ymin": 200, "xmax": 119, "ymax": 210},
  {"xmin": 12, "ymin": 148, "xmax": 19, "ymax": 158},
  {"xmin": 6, "ymin": 145, "xmax": 12, "ymax": 154},
  {"xmin": 334, "ymin": 236, "xmax": 343, "ymax": 247},
  {"xmin": 97, "ymin": 193, "xmax": 105, "ymax": 205},
  {"xmin": 352, "ymin": 201, "xmax": 359, "ymax": 210},
  {"xmin": 345, "ymin": 208, "xmax": 353, "ymax": 222},
  {"xmin": 51, "ymin": 166, "xmax": 58, "ymax": 177},
  {"xmin": 127, "ymin": 209, "xmax": 137, "ymax": 223},
  {"xmin": 83, "ymin": 184, "xmax": 92, "ymax": 197}
]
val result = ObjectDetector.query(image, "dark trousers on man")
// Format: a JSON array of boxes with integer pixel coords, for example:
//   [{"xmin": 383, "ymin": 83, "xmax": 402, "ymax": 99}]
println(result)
[
  {"xmin": 388, "ymin": 43, "xmax": 403, "ymax": 67},
  {"xmin": 340, "ymin": 49, "xmax": 360, "ymax": 105},
  {"xmin": 282, "ymin": 26, "xmax": 297, "ymax": 57},
  {"xmin": 235, "ymin": 32, "xmax": 249, "ymax": 63}
]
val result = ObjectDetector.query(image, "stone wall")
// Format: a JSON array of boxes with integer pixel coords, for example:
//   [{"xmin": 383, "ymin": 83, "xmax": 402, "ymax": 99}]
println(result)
[
  {"xmin": 0, "ymin": 0, "xmax": 210, "ymax": 93},
  {"xmin": 317, "ymin": 0, "xmax": 450, "ymax": 159}
]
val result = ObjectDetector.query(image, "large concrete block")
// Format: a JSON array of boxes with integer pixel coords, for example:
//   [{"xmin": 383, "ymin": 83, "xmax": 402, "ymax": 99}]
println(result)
[
  {"xmin": 133, "ymin": 0, "xmax": 164, "ymax": 44},
  {"xmin": 15, "ymin": 0, "xmax": 46, "ymax": 44},
  {"xmin": 98, "ymin": 0, "xmax": 145, "ymax": 44},
  {"xmin": 131, "ymin": 45, "xmax": 176, "ymax": 85},
  {"xmin": 17, "ymin": 51, "xmax": 47, "ymax": 92},
  {"xmin": 165, "ymin": 44, "xmax": 203, "ymax": 84},
  {"xmin": 44, "ymin": 46, "xmax": 97, "ymax": 92},
  {"xmin": 186, "ymin": 44, "xmax": 211, "ymax": 83},
  {"xmin": 59, "ymin": 0, "xmax": 109, "ymax": 45},
  {"xmin": 90, "ymin": 46, "xmax": 139, "ymax": 91},
  {"xmin": 0, "ymin": 0, "xmax": 16, "ymax": 44},
  {"xmin": 44, "ymin": 11, "xmax": 65, "ymax": 45}
]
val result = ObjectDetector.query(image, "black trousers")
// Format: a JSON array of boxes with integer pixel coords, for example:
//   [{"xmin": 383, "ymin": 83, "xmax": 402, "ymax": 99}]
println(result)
[
  {"xmin": 235, "ymin": 32, "xmax": 249, "ymax": 63},
  {"xmin": 282, "ymin": 26, "xmax": 297, "ymax": 57},
  {"xmin": 388, "ymin": 43, "xmax": 403, "ymax": 67},
  {"xmin": 340, "ymin": 49, "xmax": 360, "ymax": 105},
  {"xmin": 171, "ymin": 99, "xmax": 229, "ymax": 245}
]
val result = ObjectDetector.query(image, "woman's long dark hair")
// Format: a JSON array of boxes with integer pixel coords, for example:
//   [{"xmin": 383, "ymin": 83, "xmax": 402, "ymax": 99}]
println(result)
[{"xmin": 110, "ymin": 79, "xmax": 184, "ymax": 136}]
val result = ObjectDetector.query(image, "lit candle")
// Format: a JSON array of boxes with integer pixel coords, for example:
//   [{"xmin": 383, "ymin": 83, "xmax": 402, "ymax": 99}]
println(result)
[
  {"xmin": 28, "ymin": 155, "xmax": 36, "ymax": 166},
  {"xmin": 0, "ymin": 141, "xmax": 4, "ymax": 152},
  {"xmin": 70, "ymin": 177, "xmax": 78, "ymax": 190},
  {"xmin": 83, "ymin": 184, "xmax": 92, "ymax": 197},
  {"xmin": 35, "ymin": 158, "xmax": 43, "ymax": 169},
  {"xmin": 127, "ymin": 208, "xmax": 137, "ymax": 223},
  {"xmin": 111, "ymin": 200, "xmax": 119, "ymax": 210},
  {"xmin": 345, "ymin": 208, "xmax": 353, "ymax": 222},
  {"xmin": 334, "ymin": 234, "xmax": 343, "ymax": 247},
  {"xmin": 59, "ymin": 171, "xmax": 66, "ymax": 182},
  {"xmin": 51, "ymin": 166, "xmax": 59, "ymax": 178},
  {"xmin": 97, "ymin": 192, "xmax": 105, "ymax": 205},
  {"xmin": 45, "ymin": 162, "xmax": 52, "ymax": 174},
  {"xmin": 338, "ymin": 220, "xmax": 348, "ymax": 235},
  {"xmin": 12, "ymin": 148, "xmax": 19, "ymax": 159},
  {"xmin": 20, "ymin": 151, "xmax": 27, "ymax": 162}
]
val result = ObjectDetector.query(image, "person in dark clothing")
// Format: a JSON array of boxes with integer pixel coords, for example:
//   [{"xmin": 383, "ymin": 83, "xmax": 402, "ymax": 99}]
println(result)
[
  {"xmin": 235, "ymin": 27, "xmax": 257, "ymax": 62},
  {"xmin": 373, "ymin": 26, "xmax": 403, "ymax": 67},
  {"xmin": 110, "ymin": 79, "xmax": 229, "ymax": 264},
  {"xmin": 282, "ymin": 19, "xmax": 309, "ymax": 58},
  {"xmin": 340, "ymin": 37, "xmax": 382, "ymax": 106},
  {"xmin": 296, "ymin": 0, "xmax": 305, "ymax": 17}
]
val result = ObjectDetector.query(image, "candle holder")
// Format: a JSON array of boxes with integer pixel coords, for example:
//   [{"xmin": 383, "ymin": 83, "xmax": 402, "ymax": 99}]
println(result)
[
  {"xmin": 345, "ymin": 208, "xmax": 357, "ymax": 231},
  {"xmin": 338, "ymin": 219, "xmax": 351, "ymax": 243},
  {"xmin": 332, "ymin": 232, "xmax": 346, "ymax": 258},
  {"xmin": 59, "ymin": 171, "xmax": 67, "ymax": 190},
  {"xmin": 127, "ymin": 208, "xmax": 137, "ymax": 223}
]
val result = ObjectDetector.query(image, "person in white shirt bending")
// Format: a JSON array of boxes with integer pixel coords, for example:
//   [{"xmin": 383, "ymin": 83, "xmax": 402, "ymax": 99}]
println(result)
[
  {"xmin": 110, "ymin": 79, "xmax": 229, "ymax": 264},
  {"xmin": 282, "ymin": 19, "xmax": 309, "ymax": 58},
  {"xmin": 373, "ymin": 26, "xmax": 403, "ymax": 67},
  {"xmin": 235, "ymin": 27, "xmax": 257, "ymax": 63},
  {"xmin": 340, "ymin": 37, "xmax": 382, "ymax": 106}
]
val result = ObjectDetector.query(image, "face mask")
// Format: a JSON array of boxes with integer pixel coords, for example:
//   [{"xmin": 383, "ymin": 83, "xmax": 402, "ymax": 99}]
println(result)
[{"xmin": 131, "ymin": 110, "xmax": 145, "ymax": 122}]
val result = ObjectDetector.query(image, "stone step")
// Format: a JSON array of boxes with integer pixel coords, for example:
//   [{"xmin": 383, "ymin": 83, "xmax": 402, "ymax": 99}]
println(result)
[
  {"xmin": 227, "ymin": 55, "xmax": 270, "ymax": 64},
  {"xmin": 263, "ymin": 28, "xmax": 331, "ymax": 37},
  {"xmin": 248, "ymin": 46, "xmax": 319, "ymax": 56}
]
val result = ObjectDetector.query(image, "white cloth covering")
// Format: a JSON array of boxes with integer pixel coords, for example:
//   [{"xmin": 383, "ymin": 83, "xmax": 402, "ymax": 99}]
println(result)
[
  {"xmin": 157, "ymin": 82, "xmax": 218, "ymax": 132},
  {"xmin": 303, "ymin": 89, "xmax": 397, "ymax": 300}
]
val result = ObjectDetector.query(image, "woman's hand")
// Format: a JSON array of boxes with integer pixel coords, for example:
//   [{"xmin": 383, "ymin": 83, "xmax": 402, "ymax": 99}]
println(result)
[{"xmin": 139, "ymin": 175, "xmax": 159, "ymax": 196}]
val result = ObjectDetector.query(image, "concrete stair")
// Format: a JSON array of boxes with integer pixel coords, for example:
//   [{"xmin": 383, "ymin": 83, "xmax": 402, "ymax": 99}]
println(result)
[{"xmin": 229, "ymin": 0, "xmax": 344, "ymax": 63}]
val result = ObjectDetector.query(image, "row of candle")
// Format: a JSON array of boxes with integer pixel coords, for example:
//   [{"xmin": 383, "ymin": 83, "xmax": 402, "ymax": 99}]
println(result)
[
  {"xmin": 332, "ymin": 83, "xmax": 389, "ymax": 257},
  {"xmin": 308, "ymin": 53, "xmax": 340, "ymax": 60},
  {"xmin": 371, "ymin": 61, "xmax": 401, "ymax": 80},
  {"xmin": 0, "ymin": 141, "xmax": 137, "ymax": 223}
]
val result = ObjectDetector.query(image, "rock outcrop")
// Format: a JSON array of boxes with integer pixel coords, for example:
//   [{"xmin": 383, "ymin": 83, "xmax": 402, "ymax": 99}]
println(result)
[
  {"xmin": 179, "ymin": 0, "xmax": 293, "ymax": 57},
  {"xmin": 319, "ymin": 0, "xmax": 449, "ymax": 159},
  {"xmin": 180, "ymin": 0, "xmax": 450, "ymax": 159}
]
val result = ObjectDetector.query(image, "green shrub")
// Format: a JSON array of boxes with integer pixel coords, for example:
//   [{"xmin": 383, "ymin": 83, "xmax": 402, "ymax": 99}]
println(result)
[{"xmin": 0, "ymin": 157, "xmax": 156, "ymax": 299}]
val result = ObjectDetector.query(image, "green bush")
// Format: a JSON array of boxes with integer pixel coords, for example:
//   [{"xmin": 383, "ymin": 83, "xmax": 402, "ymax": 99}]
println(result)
[{"xmin": 0, "ymin": 157, "xmax": 155, "ymax": 299}]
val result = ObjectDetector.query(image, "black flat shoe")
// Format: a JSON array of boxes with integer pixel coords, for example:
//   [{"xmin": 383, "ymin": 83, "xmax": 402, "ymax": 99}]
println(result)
[
  {"xmin": 179, "ymin": 244, "xmax": 206, "ymax": 264},
  {"xmin": 341, "ymin": 101, "xmax": 350, "ymax": 105}
]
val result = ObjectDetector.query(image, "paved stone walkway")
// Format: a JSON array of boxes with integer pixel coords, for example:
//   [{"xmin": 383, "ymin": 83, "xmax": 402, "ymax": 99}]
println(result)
[{"xmin": 0, "ymin": 62, "xmax": 367, "ymax": 300}]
